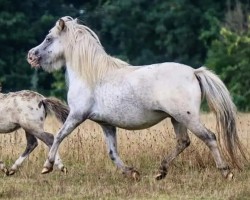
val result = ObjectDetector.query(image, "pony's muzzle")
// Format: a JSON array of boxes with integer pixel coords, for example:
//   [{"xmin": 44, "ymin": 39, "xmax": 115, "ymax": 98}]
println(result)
[{"xmin": 27, "ymin": 49, "xmax": 41, "ymax": 67}]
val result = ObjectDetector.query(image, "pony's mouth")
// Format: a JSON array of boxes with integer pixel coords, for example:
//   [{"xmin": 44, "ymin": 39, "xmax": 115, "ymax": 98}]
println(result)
[{"xmin": 27, "ymin": 54, "xmax": 41, "ymax": 68}]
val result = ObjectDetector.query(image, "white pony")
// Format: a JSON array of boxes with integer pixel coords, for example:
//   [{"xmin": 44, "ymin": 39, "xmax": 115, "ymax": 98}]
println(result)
[
  {"xmin": 0, "ymin": 90, "xmax": 69, "ymax": 175},
  {"xmin": 27, "ymin": 16, "xmax": 245, "ymax": 180}
]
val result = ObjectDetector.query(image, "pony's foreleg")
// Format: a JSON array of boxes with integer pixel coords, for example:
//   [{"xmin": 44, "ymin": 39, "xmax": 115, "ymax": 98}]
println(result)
[
  {"xmin": 156, "ymin": 118, "xmax": 190, "ymax": 180},
  {"xmin": 42, "ymin": 114, "xmax": 84, "ymax": 174},
  {"xmin": 101, "ymin": 124, "xmax": 140, "ymax": 181},
  {"xmin": 8, "ymin": 132, "xmax": 38, "ymax": 176}
]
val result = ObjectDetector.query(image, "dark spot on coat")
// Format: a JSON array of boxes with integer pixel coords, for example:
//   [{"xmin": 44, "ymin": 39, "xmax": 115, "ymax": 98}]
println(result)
[
  {"xmin": 187, "ymin": 111, "xmax": 190, "ymax": 114},
  {"xmin": 28, "ymin": 106, "xmax": 33, "ymax": 110},
  {"xmin": 40, "ymin": 117, "xmax": 43, "ymax": 121},
  {"xmin": 38, "ymin": 101, "xmax": 43, "ymax": 108},
  {"xmin": 21, "ymin": 91, "xmax": 37, "ymax": 101},
  {"xmin": 109, "ymin": 150, "xmax": 115, "ymax": 161}
]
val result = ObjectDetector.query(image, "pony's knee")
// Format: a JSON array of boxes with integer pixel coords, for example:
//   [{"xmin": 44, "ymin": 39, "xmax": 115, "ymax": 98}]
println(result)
[{"xmin": 178, "ymin": 137, "xmax": 190, "ymax": 148}]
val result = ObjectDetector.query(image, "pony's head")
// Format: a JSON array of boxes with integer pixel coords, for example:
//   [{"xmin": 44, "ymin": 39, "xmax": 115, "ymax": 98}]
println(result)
[
  {"xmin": 28, "ymin": 16, "xmax": 129, "ymax": 85},
  {"xmin": 27, "ymin": 16, "xmax": 97, "ymax": 72}
]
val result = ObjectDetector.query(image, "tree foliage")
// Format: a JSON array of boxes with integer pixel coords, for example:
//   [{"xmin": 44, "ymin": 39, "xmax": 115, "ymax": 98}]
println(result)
[
  {"xmin": 206, "ymin": 3, "xmax": 250, "ymax": 111},
  {"xmin": 0, "ymin": 0, "xmax": 249, "ymax": 110},
  {"xmin": 0, "ymin": 0, "xmax": 77, "ymax": 96},
  {"xmin": 83, "ymin": 0, "xmax": 226, "ymax": 67}
]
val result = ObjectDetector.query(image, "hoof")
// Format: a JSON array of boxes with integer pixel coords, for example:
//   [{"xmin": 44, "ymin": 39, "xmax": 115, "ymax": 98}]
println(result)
[
  {"xmin": 131, "ymin": 170, "xmax": 140, "ymax": 181},
  {"xmin": 226, "ymin": 172, "xmax": 234, "ymax": 180},
  {"xmin": 155, "ymin": 171, "xmax": 167, "ymax": 181},
  {"xmin": 41, "ymin": 167, "xmax": 53, "ymax": 174},
  {"xmin": 123, "ymin": 168, "xmax": 141, "ymax": 181},
  {"xmin": 220, "ymin": 167, "xmax": 234, "ymax": 181},
  {"xmin": 2, "ymin": 168, "xmax": 9, "ymax": 175},
  {"xmin": 7, "ymin": 169, "xmax": 15, "ymax": 176},
  {"xmin": 60, "ymin": 166, "xmax": 68, "ymax": 174}
]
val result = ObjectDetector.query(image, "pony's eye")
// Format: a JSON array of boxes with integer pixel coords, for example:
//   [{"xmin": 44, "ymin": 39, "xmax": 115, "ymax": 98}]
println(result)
[{"xmin": 46, "ymin": 37, "xmax": 52, "ymax": 42}]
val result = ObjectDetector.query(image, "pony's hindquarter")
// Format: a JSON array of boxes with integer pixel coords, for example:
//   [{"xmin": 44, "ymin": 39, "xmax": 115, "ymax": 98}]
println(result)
[{"xmin": 194, "ymin": 67, "xmax": 246, "ymax": 169}]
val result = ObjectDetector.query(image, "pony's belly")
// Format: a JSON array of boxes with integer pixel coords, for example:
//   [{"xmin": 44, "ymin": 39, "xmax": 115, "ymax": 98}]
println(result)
[
  {"xmin": 91, "ymin": 110, "xmax": 167, "ymax": 130},
  {"xmin": 0, "ymin": 122, "xmax": 20, "ymax": 133},
  {"xmin": 115, "ymin": 117, "xmax": 165, "ymax": 130}
]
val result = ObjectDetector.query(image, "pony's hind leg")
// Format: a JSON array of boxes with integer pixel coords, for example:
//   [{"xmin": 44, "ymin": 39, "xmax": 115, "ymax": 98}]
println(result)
[
  {"xmin": 8, "ymin": 132, "xmax": 38, "ymax": 175},
  {"xmin": 26, "ymin": 129, "xmax": 66, "ymax": 174},
  {"xmin": 156, "ymin": 118, "xmax": 190, "ymax": 180},
  {"xmin": 101, "ymin": 124, "xmax": 140, "ymax": 181},
  {"xmin": 187, "ymin": 121, "xmax": 233, "ymax": 179}
]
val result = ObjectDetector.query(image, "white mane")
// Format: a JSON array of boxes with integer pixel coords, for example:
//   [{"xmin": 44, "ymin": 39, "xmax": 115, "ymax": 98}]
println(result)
[{"xmin": 56, "ymin": 17, "xmax": 131, "ymax": 86}]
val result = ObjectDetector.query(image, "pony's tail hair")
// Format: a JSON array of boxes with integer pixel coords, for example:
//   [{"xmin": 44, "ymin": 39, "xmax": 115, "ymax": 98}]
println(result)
[
  {"xmin": 194, "ymin": 67, "xmax": 246, "ymax": 169},
  {"xmin": 42, "ymin": 97, "xmax": 69, "ymax": 123}
]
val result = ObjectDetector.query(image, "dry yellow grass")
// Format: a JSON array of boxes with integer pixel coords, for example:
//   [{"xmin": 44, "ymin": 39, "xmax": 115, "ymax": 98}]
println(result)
[{"xmin": 0, "ymin": 113, "xmax": 249, "ymax": 199}]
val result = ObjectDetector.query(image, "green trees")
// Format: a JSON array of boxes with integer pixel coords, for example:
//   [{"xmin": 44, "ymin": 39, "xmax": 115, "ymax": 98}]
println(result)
[
  {"xmin": 84, "ymin": 0, "xmax": 225, "ymax": 67},
  {"xmin": 0, "ymin": 0, "xmax": 249, "ymax": 110},
  {"xmin": 206, "ymin": 3, "xmax": 250, "ymax": 111},
  {"xmin": 0, "ymin": 0, "xmax": 75, "ymax": 96}
]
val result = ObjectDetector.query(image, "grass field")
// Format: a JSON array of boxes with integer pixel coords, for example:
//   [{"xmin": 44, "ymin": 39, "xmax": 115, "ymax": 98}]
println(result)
[{"xmin": 0, "ymin": 113, "xmax": 249, "ymax": 199}]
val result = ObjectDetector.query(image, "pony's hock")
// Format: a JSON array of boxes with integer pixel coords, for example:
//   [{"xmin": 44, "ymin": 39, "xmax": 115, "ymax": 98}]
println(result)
[
  {"xmin": 28, "ymin": 16, "xmax": 245, "ymax": 180},
  {"xmin": 0, "ymin": 90, "xmax": 69, "ymax": 175}
]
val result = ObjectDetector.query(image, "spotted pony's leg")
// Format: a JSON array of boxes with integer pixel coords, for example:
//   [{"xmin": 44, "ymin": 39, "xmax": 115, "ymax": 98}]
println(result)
[{"xmin": 8, "ymin": 132, "xmax": 38, "ymax": 175}]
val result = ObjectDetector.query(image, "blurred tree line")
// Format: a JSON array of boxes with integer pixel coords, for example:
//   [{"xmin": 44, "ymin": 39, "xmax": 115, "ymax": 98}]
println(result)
[{"xmin": 0, "ymin": 0, "xmax": 249, "ymax": 110}]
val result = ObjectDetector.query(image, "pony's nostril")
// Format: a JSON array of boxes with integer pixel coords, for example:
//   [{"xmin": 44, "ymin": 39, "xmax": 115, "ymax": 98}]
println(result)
[
  {"xmin": 34, "ymin": 50, "xmax": 39, "ymax": 55},
  {"xmin": 28, "ymin": 53, "xmax": 33, "ymax": 61}
]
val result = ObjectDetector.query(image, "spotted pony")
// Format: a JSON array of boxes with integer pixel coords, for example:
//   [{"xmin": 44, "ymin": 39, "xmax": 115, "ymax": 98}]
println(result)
[{"xmin": 0, "ymin": 90, "xmax": 69, "ymax": 175}]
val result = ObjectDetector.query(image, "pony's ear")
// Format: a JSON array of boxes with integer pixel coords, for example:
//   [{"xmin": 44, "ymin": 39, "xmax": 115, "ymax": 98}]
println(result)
[{"xmin": 58, "ymin": 18, "xmax": 65, "ymax": 31}]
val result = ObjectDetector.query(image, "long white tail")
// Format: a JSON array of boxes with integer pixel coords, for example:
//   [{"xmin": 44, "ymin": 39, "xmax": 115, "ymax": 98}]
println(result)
[{"xmin": 194, "ymin": 67, "xmax": 246, "ymax": 169}]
